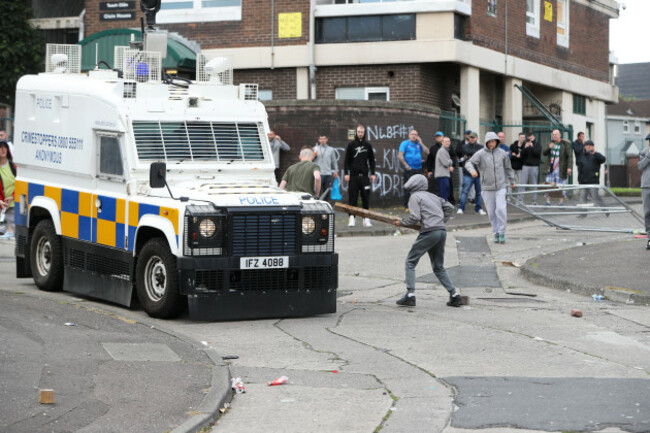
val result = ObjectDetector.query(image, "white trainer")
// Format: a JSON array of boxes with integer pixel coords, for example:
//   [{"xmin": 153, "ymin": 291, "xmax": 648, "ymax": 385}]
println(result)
[
  {"xmin": 363, "ymin": 218, "xmax": 372, "ymax": 227},
  {"xmin": 478, "ymin": 209, "xmax": 487, "ymax": 215},
  {"xmin": 456, "ymin": 208, "xmax": 464, "ymax": 215},
  {"xmin": 348, "ymin": 215, "xmax": 355, "ymax": 227}
]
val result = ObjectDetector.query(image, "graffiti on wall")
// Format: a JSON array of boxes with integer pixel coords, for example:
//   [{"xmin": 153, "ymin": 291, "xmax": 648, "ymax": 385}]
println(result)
[{"xmin": 329, "ymin": 123, "xmax": 419, "ymax": 200}]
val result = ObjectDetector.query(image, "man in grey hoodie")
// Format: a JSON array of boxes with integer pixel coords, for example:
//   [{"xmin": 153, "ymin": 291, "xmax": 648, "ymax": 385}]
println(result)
[
  {"xmin": 393, "ymin": 174, "xmax": 462, "ymax": 307},
  {"xmin": 639, "ymin": 134, "xmax": 650, "ymax": 250},
  {"xmin": 465, "ymin": 132, "xmax": 516, "ymax": 244}
]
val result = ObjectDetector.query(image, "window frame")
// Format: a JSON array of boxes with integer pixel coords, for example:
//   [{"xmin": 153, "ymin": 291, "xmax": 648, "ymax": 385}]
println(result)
[
  {"xmin": 335, "ymin": 86, "xmax": 390, "ymax": 101},
  {"xmin": 156, "ymin": 0, "xmax": 242, "ymax": 24},
  {"xmin": 526, "ymin": 0, "xmax": 540, "ymax": 38},
  {"xmin": 97, "ymin": 134, "xmax": 125, "ymax": 182},
  {"xmin": 634, "ymin": 121, "xmax": 641, "ymax": 134},
  {"xmin": 315, "ymin": 14, "xmax": 415, "ymax": 44},
  {"xmin": 487, "ymin": 0, "xmax": 497, "ymax": 17},
  {"xmin": 622, "ymin": 120, "xmax": 629, "ymax": 134},
  {"xmin": 556, "ymin": 0, "xmax": 569, "ymax": 48},
  {"xmin": 573, "ymin": 94, "xmax": 586, "ymax": 116}
]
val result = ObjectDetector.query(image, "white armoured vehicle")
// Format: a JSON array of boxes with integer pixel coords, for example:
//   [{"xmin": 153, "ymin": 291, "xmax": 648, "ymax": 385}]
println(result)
[{"xmin": 12, "ymin": 35, "xmax": 337, "ymax": 320}]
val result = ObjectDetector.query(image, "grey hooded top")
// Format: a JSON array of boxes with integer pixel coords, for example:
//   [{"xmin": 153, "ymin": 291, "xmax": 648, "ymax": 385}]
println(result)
[
  {"xmin": 465, "ymin": 136, "xmax": 515, "ymax": 191},
  {"xmin": 639, "ymin": 144, "xmax": 650, "ymax": 188},
  {"xmin": 434, "ymin": 146, "xmax": 453, "ymax": 178},
  {"xmin": 400, "ymin": 174, "xmax": 454, "ymax": 232}
]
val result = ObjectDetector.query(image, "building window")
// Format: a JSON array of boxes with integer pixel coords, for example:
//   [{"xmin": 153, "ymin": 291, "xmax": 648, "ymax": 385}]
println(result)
[
  {"xmin": 623, "ymin": 121, "xmax": 629, "ymax": 134},
  {"xmin": 316, "ymin": 14, "xmax": 415, "ymax": 44},
  {"xmin": 573, "ymin": 94, "xmax": 586, "ymax": 115},
  {"xmin": 634, "ymin": 121, "xmax": 641, "ymax": 134},
  {"xmin": 526, "ymin": 0, "xmax": 540, "ymax": 38},
  {"xmin": 556, "ymin": 0, "xmax": 569, "ymax": 47},
  {"xmin": 157, "ymin": 0, "xmax": 242, "ymax": 23},
  {"xmin": 258, "ymin": 90, "xmax": 273, "ymax": 101},
  {"xmin": 487, "ymin": 0, "xmax": 497, "ymax": 16},
  {"xmin": 335, "ymin": 87, "xmax": 389, "ymax": 101}
]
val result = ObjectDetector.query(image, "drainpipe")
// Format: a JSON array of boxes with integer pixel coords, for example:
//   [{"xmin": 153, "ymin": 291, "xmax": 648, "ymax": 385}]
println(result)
[
  {"xmin": 504, "ymin": 0, "xmax": 508, "ymax": 75},
  {"xmin": 271, "ymin": 0, "xmax": 275, "ymax": 69},
  {"xmin": 78, "ymin": 8, "xmax": 86, "ymax": 42},
  {"xmin": 309, "ymin": 0, "xmax": 316, "ymax": 99}
]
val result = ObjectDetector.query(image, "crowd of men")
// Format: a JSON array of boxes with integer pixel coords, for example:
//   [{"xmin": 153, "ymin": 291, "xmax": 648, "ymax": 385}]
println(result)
[{"xmin": 269, "ymin": 125, "xmax": 650, "ymax": 249}]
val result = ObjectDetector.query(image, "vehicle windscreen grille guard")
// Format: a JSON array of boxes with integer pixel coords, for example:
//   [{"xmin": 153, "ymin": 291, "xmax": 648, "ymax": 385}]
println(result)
[{"xmin": 133, "ymin": 121, "xmax": 265, "ymax": 162}]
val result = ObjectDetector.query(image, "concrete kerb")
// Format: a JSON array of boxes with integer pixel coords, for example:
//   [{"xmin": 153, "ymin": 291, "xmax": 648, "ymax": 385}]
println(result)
[
  {"xmin": 521, "ymin": 262, "xmax": 650, "ymax": 306},
  {"xmin": 105, "ymin": 312, "xmax": 233, "ymax": 433},
  {"xmin": 0, "ymin": 278, "xmax": 234, "ymax": 433},
  {"xmin": 170, "ymin": 345, "xmax": 232, "ymax": 433}
]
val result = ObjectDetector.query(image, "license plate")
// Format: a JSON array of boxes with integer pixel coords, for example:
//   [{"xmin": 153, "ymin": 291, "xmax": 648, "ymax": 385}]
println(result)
[{"xmin": 240, "ymin": 256, "xmax": 289, "ymax": 269}]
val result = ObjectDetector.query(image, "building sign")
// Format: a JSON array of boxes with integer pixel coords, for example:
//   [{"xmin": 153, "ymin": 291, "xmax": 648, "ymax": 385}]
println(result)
[
  {"xmin": 544, "ymin": 1, "xmax": 553, "ymax": 21},
  {"xmin": 100, "ymin": 1, "xmax": 136, "ymax": 10},
  {"xmin": 100, "ymin": 11, "xmax": 136, "ymax": 21},
  {"xmin": 278, "ymin": 13, "xmax": 302, "ymax": 38}
]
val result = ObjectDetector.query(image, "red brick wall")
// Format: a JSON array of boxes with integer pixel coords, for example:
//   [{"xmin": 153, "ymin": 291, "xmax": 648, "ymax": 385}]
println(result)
[
  {"xmin": 316, "ymin": 64, "xmax": 457, "ymax": 110},
  {"xmin": 467, "ymin": 1, "xmax": 610, "ymax": 82},
  {"xmin": 84, "ymin": 0, "xmax": 309, "ymax": 49},
  {"xmin": 234, "ymin": 68, "xmax": 296, "ymax": 100}
]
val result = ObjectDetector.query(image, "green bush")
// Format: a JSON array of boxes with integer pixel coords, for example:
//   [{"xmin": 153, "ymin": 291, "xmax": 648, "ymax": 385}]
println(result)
[{"xmin": 609, "ymin": 187, "xmax": 641, "ymax": 196}]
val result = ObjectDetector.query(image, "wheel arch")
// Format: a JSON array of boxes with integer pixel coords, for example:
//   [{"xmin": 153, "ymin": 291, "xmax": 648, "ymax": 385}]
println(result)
[
  {"xmin": 133, "ymin": 215, "xmax": 179, "ymax": 257},
  {"xmin": 29, "ymin": 197, "xmax": 62, "ymax": 234}
]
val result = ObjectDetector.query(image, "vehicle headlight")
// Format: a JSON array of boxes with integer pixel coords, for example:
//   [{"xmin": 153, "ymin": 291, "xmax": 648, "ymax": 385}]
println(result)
[
  {"xmin": 199, "ymin": 218, "xmax": 217, "ymax": 238},
  {"xmin": 301, "ymin": 215, "xmax": 316, "ymax": 235}
]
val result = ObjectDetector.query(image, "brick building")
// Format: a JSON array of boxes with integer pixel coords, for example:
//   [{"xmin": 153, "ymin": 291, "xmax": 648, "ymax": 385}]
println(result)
[{"xmin": 31, "ymin": 0, "xmax": 621, "ymax": 205}]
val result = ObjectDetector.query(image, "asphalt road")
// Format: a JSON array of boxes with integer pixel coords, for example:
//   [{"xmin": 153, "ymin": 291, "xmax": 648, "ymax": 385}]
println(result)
[{"xmin": 1, "ymin": 214, "xmax": 649, "ymax": 433}]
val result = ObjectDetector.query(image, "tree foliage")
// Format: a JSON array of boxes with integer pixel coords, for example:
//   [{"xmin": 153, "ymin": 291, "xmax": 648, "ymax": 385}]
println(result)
[{"xmin": 0, "ymin": 1, "xmax": 44, "ymax": 108}]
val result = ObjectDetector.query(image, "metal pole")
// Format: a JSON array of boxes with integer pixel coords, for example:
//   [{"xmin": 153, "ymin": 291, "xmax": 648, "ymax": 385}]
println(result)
[{"xmin": 271, "ymin": 0, "xmax": 275, "ymax": 69}]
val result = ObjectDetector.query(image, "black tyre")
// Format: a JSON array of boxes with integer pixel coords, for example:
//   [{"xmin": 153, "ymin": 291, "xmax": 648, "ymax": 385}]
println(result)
[
  {"xmin": 136, "ymin": 238, "xmax": 186, "ymax": 319},
  {"xmin": 30, "ymin": 219, "xmax": 64, "ymax": 292}
]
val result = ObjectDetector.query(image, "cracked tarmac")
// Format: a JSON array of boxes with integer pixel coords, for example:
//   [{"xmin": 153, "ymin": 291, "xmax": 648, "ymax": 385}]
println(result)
[{"xmin": 1, "ymin": 217, "xmax": 649, "ymax": 433}]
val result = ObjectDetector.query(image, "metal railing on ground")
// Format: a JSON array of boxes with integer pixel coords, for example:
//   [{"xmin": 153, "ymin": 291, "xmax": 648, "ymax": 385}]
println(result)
[{"xmin": 507, "ymin": 184, "xmax": 646, "ymax": 234}]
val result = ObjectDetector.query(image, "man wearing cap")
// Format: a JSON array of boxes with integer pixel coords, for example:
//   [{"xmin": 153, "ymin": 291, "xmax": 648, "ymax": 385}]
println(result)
[
  {"xmin": 398, "ymin": 129, "xmax": 429, "ymax": 210},
  {"xmin": 0, "ymin": 140, "xmax": 16, "ymax": 239},
  {"xmin": 457, "ymin": 132, "xmax": 486, "ymax": 215},
  {"xmin": 575, "ymin": 140, "xmax": 606, "ymax": 217},
  {"xmin": 639, "ymin": 134, "xmax": 650, "ymax": 249},
  {"xmin": 425, "ymin": 131, "xmax": 444, "ymax": 195}
]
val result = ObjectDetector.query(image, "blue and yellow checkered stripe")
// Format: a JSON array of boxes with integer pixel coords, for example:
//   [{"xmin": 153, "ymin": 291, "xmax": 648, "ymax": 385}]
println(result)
[{"xmin": 14, "ymin": 180, "xmax": 179, "ymax": 251}]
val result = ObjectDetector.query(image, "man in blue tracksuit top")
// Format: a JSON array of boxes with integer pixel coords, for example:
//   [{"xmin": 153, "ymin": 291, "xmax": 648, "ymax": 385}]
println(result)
[{"xmin": 398, "ymin": 129, "xmax": 429, "ymax": 209}]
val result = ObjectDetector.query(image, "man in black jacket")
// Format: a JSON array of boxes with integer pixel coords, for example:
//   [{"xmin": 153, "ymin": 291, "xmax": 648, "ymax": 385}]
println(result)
[
  {"xmin": 576, "ymin": 140, "xmax": 606, "ymax": 217},
  {"xmin": 509, "ymin": 132, "xmax": 526, "ymax": 183},
  {"xmin": 344, "ymin": 124, "xmax": 376, "ymax": 227},
  {"xmin": 519, "ymin": 132, "xmax": 542, "ymax": 204},
  {"xmin": 426, "ymin": 131, "xmax": 444, "ymax": 195}
]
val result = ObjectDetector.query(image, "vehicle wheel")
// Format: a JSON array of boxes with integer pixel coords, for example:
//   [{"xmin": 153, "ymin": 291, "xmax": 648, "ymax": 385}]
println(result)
[
  {"xmin": 30, "ymin": 219, "xmax": 64, "ymax": 292},
  {"xmin": 136, "ymin": 238, "xmax": 185, "ymax": 319}
]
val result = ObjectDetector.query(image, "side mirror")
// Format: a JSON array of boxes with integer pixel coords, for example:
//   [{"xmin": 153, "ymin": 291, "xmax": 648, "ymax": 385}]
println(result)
[{"xmin": 149, "ymin": 162, "xmax": 167, "ymax": 188}]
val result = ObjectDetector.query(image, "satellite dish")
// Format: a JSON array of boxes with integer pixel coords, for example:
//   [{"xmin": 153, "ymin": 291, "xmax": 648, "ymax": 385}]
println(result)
[{"xmin": 451, "ymin": 94, "xmax": 461, "ymax": 107}]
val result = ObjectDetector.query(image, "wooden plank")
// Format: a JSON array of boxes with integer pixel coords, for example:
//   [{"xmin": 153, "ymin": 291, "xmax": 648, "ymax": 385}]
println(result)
[{"xmin": 334, "ymin": 203, "xmax": 421, "ymax": 230}]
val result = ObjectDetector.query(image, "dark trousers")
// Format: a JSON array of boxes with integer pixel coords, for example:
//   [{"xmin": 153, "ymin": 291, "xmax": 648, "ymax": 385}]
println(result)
[
  {"xmin": 320, "ymin": 175, "xmax": 332, "ymax": 201},
  {"xmin": 448, "ymin": 173, "xmax": 456, "ymax": 205},
  {"xmin": 348, "ymin": 173, "xmax": 370, "ymax": 210},
  {"xmin": 403, "ymin": 168, "xmax": 423, "ymax": 207},
  {"xmin": 274, "ymin": 168, "xmax": 282, "ymax": 184},
  {"xmin": 436, "ymin": 177, "xmax": 451, "ymax": 201}
]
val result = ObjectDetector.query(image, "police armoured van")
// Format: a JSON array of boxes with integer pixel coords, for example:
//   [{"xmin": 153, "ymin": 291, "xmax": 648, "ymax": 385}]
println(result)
[{"xmin": 13, "ymin": 41, "xmax": 337, "ymax": 320}]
